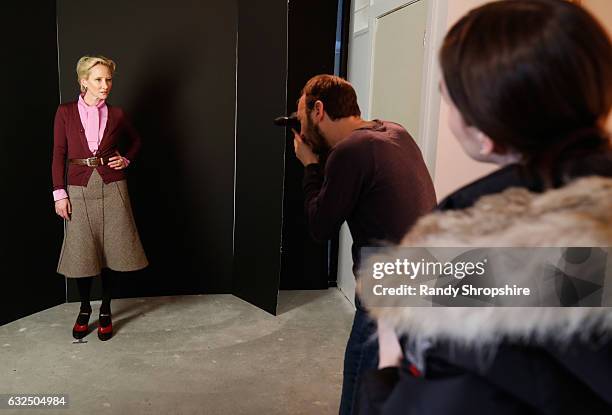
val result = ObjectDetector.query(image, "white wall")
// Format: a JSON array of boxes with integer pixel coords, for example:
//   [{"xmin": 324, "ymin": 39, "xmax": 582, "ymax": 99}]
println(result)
[{"xmin": 337, "ymin": 1, "xmax": 374, "ymax": 306}]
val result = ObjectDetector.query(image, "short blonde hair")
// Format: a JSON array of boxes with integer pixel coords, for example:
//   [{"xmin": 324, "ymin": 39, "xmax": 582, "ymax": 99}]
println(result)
[{"xmin": 76, "ymin": 55, "xmax": 116, "ymax": 93}]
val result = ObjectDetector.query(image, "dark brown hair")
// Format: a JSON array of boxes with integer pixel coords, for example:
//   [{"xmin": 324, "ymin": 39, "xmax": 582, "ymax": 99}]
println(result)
[
  {"xmin": 302, "ymin": 74, "xmax": 361, "ymax": 120},
  {"xmin": 440, "ymin": 0, "xmax": 612, "ymax": 179}
]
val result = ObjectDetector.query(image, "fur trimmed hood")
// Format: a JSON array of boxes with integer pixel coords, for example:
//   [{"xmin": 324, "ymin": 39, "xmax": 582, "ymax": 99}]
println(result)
[
  {"xmin": 369, "ymin": 177, "xmax": 612, "ymax": 347},
  {"xmin": 403, "ymin": 176, "xmax": 612, "ymax": 247}
]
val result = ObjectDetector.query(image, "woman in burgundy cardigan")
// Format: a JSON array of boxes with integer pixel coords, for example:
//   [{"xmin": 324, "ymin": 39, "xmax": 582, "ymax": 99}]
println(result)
[{"xmin": 52, "ymin": 55, "xmax": 148, "ymax": 341}]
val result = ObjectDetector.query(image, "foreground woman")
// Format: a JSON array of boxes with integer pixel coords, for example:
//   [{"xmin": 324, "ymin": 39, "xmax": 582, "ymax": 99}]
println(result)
[{"xmin": 357, "ymin": 0, "xmax": 612, "ymax": 413}]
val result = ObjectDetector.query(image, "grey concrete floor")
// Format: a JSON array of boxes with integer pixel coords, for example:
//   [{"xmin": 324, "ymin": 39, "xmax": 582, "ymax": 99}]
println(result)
[{"xmin": 0, "ymin": 289, "xmax": 355, "ymax": 415}]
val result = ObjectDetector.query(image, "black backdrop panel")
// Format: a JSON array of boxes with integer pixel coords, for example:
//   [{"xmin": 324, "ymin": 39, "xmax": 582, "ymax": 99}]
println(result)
[
  {"xmin": 57, "ymin": 0, "xmax": 237, "ymax": 300},
  {"xmin": 280, "ymin": 0, "xmax": 341, "ymax": 290},
  {"xmin": 0, "ymin": 3, "xmax": 65, "ymax": 326},
  {"xmin": 233, "ymin": 0, "xmax": 288, "ymax": 315}
]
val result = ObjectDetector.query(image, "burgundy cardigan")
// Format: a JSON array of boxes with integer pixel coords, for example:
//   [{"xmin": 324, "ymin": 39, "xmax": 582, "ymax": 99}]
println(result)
[{"xmin": 52, "ymin": 101, "xmax": 142, "ymax": 191}]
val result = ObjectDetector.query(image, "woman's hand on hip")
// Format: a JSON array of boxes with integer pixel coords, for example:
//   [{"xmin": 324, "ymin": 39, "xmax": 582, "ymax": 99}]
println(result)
[
  {"xmin": 108, "ymin": 153, "xmax": 127, "ymax": 170},
  {"xmin": 55, "ymin": 198, "xmax": 71, "ymax": 220}
]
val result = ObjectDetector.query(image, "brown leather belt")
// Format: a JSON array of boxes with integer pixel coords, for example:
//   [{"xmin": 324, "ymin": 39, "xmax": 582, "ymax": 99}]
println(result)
[{"xmin": 69, "ymin": 157, "xmax": 107, "ymax": 167}]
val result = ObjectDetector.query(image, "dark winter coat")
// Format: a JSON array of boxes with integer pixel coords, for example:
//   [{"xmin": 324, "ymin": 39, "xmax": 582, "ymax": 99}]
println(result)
[{"xmin": 356, "ymin": 168, "xmax": 612, "ymax": 415}]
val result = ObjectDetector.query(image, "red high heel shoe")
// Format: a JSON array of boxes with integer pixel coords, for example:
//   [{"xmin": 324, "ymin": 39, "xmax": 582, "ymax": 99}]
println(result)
[
  {"xmin": 72, "ymin": 308, "xmax": 92, "ymax": 339},
  {"xmin": 98, "ymin": 313, "xmax": 113, "ymax": 341}
]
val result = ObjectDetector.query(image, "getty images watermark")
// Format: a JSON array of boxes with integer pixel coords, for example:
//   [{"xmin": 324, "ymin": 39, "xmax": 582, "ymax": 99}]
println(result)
[{"xmin": 358, "ymin": 247, "xmax": 611, "ymax": 307}]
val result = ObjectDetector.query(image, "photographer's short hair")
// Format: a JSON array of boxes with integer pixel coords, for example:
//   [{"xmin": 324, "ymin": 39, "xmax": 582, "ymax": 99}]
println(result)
[
  {"xmin": 302, "ymin": 75, "xmax": 361, "ymax": 120},
  {"xmin": 76, "ymin": 55, "xmax": 116, "ymax": 93},
  {"xmin": 439, "ymin": 0, "xmax": 612, "ymax": 167}
]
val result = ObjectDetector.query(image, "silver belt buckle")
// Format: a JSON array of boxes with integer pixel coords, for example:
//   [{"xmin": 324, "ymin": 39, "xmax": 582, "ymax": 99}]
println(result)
[{"xmin": 86, "ymin": 157, "xmax": 98, "ymax": 167}]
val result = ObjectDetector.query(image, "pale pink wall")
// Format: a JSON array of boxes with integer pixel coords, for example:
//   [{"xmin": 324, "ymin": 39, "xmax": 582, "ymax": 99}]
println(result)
[
  {"xmin": 582, "ymin": 0, "xmax": 612, "ymax": 133},
  {"xmin": 433, "ymin": 0, "xmax": 612, "ymax": 201},
  {"xmin": 583, "ymin": 0, "xmax": 612, "ymax": 35},
  {"xmin": 433, "ymin": 0, "xmax": 496, "ymax": 201}
]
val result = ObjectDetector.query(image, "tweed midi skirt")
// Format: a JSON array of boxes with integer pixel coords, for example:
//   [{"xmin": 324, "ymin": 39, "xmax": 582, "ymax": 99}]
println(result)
[{"xmin": 57, "ymin": 169, "xmax": 148, "ymax": 278}]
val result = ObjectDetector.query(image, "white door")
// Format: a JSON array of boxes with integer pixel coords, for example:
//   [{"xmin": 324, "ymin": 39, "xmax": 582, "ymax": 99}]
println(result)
[
  {"xmin": 337, "ymin": 0, "xmax": 447, "ymax": 306},
  {"xmin": 370, "ymin": 0, "xmax": 428, "ymax": 148}
]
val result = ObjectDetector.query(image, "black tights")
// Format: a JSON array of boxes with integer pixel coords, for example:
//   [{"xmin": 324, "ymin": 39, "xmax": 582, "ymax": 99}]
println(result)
[{"xmin": 76, "ymin": 271, "xmax": 113, "ymax": 314}]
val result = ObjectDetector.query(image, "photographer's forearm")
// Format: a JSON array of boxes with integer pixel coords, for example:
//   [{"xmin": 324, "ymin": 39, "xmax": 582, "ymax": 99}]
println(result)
[
  {"xmin": 303, "ymin": 163, "xmax": 323, "ymax": 201},
  {"xmin": 302, "ymin": 155, "xmax": 360, "ymax": 242}
]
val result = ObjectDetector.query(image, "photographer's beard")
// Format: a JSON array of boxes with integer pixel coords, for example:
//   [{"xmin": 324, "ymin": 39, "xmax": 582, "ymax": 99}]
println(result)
[{"xmin": 303, "ymin": 114, "xmax": 331, "ymax": 158}]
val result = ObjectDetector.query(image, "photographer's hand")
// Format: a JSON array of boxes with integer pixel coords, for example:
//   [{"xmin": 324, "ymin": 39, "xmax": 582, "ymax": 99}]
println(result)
[
  {"xmin": 293, "ymin": 130, "xmax": 319, "ymax": 166},
  {"xmin": 377, "ymin": 318, "xmax": 403, "ymax": 369}
]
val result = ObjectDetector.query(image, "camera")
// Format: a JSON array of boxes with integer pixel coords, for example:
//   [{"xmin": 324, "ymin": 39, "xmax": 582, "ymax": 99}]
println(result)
[{"xmin": 273, "ymin": 112, "xmax": 300, "ymax": 132}]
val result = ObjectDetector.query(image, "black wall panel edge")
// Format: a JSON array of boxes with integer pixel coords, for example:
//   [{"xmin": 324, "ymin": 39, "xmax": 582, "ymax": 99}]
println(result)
[
  {"xmin": 279, "ymin": 0, "xmax": 341, "ymax": 290},
  {"xmin": 233, "ymin": 0, "xmax": 288, "ymax": 315},
  {"xmin": 0, "ymin": 3, "xmax": 65, "ymax": 326}
]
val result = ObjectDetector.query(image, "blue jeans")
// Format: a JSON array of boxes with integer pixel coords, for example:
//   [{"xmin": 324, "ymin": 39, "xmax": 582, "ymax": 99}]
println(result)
[{"xmin": 339, "ymin": 300, "xmax": 379, "ymax": 415}]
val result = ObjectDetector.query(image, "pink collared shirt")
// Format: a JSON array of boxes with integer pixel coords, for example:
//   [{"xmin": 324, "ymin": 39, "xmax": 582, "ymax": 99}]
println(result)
[
  {"xmin": 78, "ymin": 93, "xmax": 108, "ymax": 154},
  {"xmin": 53, "ymin": 96, "xmax": 129, "ymax": 201}
]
